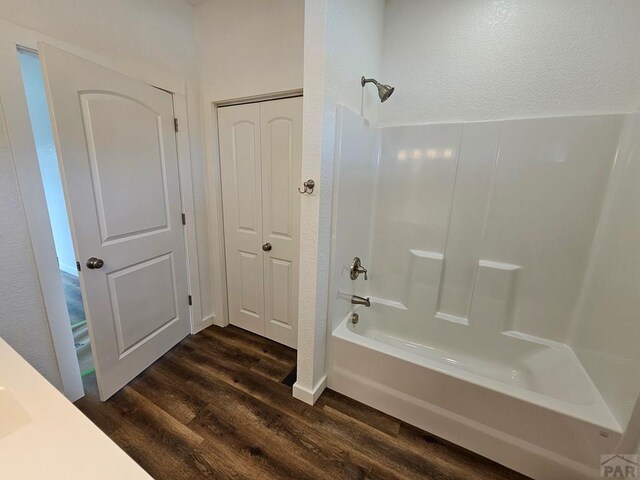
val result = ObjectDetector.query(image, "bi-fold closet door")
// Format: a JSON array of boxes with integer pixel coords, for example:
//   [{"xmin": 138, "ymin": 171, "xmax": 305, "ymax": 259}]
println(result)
[{"xmin": 218, "ymin": 97, "xmax": 302, "ymax": 349}]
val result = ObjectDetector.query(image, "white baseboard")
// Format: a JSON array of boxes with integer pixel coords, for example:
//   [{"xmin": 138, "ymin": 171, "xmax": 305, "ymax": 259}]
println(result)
[
  {"xmin": 212, "ymin": 315, "xmax": 229, "ymax": 328},
  {"xmin": 192, "ymin": 314, "xmax": 214, "ymax": 334},
  {"xmin": 293, "ymin": 375, "xmax": 327, "ymax": 405}
]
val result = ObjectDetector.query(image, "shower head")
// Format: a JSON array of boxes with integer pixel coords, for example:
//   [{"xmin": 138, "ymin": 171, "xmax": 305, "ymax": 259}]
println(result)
[{"xmin": 361, "ymin": 76, "xmax": 395, "ymax": 102}]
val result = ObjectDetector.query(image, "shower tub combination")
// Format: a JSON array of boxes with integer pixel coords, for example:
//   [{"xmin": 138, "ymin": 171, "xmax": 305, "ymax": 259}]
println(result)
[{"xmin": 327, "ymin": 106, "xmax": 640, "ymax": 479}]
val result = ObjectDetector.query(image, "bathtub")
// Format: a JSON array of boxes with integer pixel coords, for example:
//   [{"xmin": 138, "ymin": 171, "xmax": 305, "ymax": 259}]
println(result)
[{"xmin": 328, "ymin": 304, "xmax": 622, "ymax": 480}]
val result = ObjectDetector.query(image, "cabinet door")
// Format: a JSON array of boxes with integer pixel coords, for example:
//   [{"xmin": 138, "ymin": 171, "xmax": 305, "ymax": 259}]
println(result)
[
  {"xmin": 219, "ymin": 103, "xmax": 265, "ymax": 336},
  {"xmin": 260, "ymin": 97, "xmax": 302, "ymax": 348}
]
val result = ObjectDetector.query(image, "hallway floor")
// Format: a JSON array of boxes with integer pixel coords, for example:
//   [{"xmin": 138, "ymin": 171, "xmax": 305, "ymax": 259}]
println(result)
[
  {"xmin": 74, "ymin": 325, "xmax": 528, "ymax": 480},
  {"xmin": 61, "ymin": 270, "xmax": 94, "ymax": 375}
]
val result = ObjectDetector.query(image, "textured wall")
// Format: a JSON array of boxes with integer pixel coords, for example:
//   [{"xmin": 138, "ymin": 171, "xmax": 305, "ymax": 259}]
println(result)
[
  {"xmin": 0, "ymin": 98, "xmax": 63, "ymax": 388},
  {"xmin": 379, "ymin": 0, "xmax": 640, "ymax": 125},
  {"xmin": 295, "ymin": 0, "xmax": 385, "ymax": 401},
  {"xmin": 0, "ymin": 0, "xmax": 196, "ymax": 81},
  {"xmin": 195, "ymin": 0, "xmax": 304, "ymax": 102}
]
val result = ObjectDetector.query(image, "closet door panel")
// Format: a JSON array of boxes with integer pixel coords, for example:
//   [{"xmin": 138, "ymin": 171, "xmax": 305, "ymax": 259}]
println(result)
[
  {"xmin": 260, "ymin": 97, "xmax": 302, "ymax": 348},
  {"xmin": 219, "ymin": 103, "xmax": 265, "ymax": 335}
]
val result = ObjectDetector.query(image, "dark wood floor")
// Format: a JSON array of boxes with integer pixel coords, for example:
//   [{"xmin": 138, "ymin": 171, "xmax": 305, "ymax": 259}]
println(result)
[{"xmin": 75, "ymin": 325, "xmax": 529, "ymax": 480}]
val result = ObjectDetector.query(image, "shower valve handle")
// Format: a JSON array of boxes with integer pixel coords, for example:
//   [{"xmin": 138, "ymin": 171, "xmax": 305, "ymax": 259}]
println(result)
[{"xmin": 350, "ymin": 257, "xmax": 368, "ymax": 280}]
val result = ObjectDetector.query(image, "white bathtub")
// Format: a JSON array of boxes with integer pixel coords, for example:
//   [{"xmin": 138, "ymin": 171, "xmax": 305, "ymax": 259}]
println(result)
[{"xmin": 328, "ymin": 305, "xmax": 622, "ymax": 480}]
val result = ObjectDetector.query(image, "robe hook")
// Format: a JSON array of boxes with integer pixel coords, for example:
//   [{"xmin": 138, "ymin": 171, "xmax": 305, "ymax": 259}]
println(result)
[{"xmin": 298, "ymin": 179, "xmax": 315, "ymax": 194}]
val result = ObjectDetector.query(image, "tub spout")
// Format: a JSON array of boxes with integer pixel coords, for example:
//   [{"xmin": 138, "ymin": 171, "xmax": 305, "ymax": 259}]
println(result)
[{"xmin": 351, "ymin": 295, "xmax": 370, "ymax": 307}]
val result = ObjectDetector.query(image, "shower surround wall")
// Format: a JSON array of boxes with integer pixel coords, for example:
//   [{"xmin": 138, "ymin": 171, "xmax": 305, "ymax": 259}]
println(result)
[
  {"xmin": 328, "ymin": 109, "xmax": 377, "ymax": 329},
  {"xmin": 370, "ymin": 115, "xmax": 622, "ymax": 341},
  {"xmin": 328, "ymin": 106, "xmax": 640, "ymax": 479}
]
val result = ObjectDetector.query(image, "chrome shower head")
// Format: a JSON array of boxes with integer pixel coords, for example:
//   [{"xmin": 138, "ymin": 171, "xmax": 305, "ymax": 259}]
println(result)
[{"xmin": 361, "ymin": 76, "xmax": 395, "ymax": 102}]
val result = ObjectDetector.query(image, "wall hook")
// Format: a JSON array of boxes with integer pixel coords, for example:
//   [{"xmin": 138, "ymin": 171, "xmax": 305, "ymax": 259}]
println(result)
[{"xmin": 298, "ymin": 179, "xmax": 315, "ymax": 194}]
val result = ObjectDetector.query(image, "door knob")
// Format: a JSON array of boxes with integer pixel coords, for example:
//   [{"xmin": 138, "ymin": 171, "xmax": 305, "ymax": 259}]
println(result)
[
  {"xmin": 86, "ymin": 257, "xmax": 104, "ymax": 269},
  {"xmin": 262, "ymin": 243, "xmax": 272, "ymax": 252}
]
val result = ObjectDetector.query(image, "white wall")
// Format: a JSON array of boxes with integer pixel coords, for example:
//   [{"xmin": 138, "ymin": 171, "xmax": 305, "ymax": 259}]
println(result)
[
  {"xmin": 379, "ymin": 0, "xmax": 640, "ymax": 125},
  {"xmin": 195, "ymin": 0, "xmax": 304, "ymax": 102},
  {"xmin": 295, "ymin": 0, "xmax": 385, "ymax": 403},
  {"xmin": 0, "ymin": 0, "xmax": 196, "ymax": 83},
  {"xmin": 0, "ymin": 97, "xmax": 63, "ymax": 388}
]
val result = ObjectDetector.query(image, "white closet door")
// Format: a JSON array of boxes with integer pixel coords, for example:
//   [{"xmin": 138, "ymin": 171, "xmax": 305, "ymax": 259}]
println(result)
[
  {"xmin": 260, "ymin": 98, "xmax": 302, "ymax": 348},
  {"xmin": 218, "ymin": 97, "xmax": 301, "ymax": 348},
  {"xmin": 219, "ymin": 103, "xmax": 265, "ymax": 336},
  {"xmin": 39, "ymin": 44, "xmax": 190, "ymax": 400}
]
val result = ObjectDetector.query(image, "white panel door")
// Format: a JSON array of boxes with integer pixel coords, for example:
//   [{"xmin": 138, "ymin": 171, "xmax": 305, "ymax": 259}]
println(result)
[
  {"xmin": 260, "ymin": 98, "xmax": 301, "ymax": 348},
  {"xmin": 39, "ymin": 44, "xmax": 190, "ymax": 400},
  {"xmin": 219, "ymin": 103, "xmax": 265, "ymax": 335},
  {"xmin": 219, "ymin": 97, "xmax": 301, "ymax": 348}
]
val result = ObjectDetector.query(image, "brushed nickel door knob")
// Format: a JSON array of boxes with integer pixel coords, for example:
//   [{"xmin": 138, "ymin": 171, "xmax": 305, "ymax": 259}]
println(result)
[{"xmin": 86, "ymin": 257, "xmax": 104, "ymax": 269}]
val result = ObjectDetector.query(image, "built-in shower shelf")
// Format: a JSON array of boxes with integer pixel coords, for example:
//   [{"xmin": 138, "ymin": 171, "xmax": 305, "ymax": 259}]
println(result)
[
  {"xmin": 477, "ymin": 259, "xmax": 522, "ymax": 271},
  {"xmin": 434, "ymin": 311, "xmax": 468, "ymax": 325},
  {"xmin": 408, "ymin": 249, "xmax": 444, "ymax": 260}
]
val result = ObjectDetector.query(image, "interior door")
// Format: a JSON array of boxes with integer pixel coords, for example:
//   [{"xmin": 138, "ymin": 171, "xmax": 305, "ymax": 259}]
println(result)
[
  {"xmin": 219, "ymin": 103, "xmax": 265, "ymax": 336},
  {"xmin": 260, "ymin": 98, "xmax": 301, "ymax": 348},
  {"xmin": 219, "ymin": 97, "xmax": 301, "ymax": 348},
  {"xmin": 39, "ymin": 44, "xmax": 190, "ymax": 400}
]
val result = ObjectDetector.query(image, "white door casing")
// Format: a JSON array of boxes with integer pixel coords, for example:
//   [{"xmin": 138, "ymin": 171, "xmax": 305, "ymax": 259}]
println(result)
[
  {"xmin": 219, "ymin": 97, "xmax": 302, "ymax": 348},
  {"xmin": 40, "ymin": 43, "xmax": 190, "ymax": 400}
]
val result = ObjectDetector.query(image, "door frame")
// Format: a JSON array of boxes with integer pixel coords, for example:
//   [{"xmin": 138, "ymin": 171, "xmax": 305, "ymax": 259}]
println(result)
[
  {"xmin": 0, "ymin": 19, "xmax": 203, "ymax": 401},
  {"xmin": 201, "ymin": 89, "xmax": 303, "ymax": 333}
]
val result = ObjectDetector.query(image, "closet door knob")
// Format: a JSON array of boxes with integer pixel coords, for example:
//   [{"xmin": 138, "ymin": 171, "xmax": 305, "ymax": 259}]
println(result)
[{"xmin": 262, "ymin": 243, "xmax": 272, "ymax": 252}]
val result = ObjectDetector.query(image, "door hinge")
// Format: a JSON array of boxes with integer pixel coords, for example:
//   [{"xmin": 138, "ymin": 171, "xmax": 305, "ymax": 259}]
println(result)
[
  {"xmin": 188, "ymin": 295, "xmax": 192, "ymax": 306},
  {"xmin": 174, "ymin": 117, "xmax": 179, "ymax": 132},
  {"xmin": 76, "ymin": 261, "xmax": 81, "ymax": 272},
  {"xmin": 181, "ymin": 213, "xmax": 186, "ymax": 225}
]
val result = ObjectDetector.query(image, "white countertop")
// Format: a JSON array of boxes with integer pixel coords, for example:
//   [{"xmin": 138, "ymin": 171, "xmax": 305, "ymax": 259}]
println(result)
[{"xmin": 0, "ymin": 337, "xmax": 152, "ymax": 479}]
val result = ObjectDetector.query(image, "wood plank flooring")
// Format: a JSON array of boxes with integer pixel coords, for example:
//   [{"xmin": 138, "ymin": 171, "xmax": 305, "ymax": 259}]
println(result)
[{"xmin": 75, "ymin": 325, "xmax": 529, "ymax": 480}]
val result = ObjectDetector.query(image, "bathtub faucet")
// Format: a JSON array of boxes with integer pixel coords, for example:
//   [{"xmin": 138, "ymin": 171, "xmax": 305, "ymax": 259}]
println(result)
[{"xmin": 351, "ymin": 295, "xmax": 370, "ymax": 307}]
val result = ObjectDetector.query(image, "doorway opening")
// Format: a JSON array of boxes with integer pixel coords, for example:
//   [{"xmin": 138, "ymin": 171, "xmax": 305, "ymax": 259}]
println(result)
[{"xmin": 17, "ymin": 48, "xmax": 95, "ymax": 378}]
